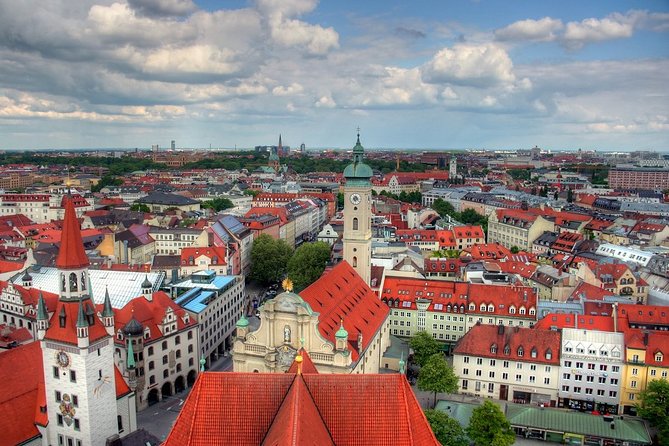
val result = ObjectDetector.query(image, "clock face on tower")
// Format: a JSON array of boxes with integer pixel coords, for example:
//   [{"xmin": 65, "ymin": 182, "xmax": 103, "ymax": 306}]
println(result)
[
  {"xmin": 349, "ymin": 193, "xmax": 362, "ymax": 205},
  {"xmin": 56, "ymin": 351, "xmax": 70, "ymax": 368}
]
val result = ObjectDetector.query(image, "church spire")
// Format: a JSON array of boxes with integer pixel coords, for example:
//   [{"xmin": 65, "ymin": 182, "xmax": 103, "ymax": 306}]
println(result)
[{"xmin": 55, "ymin": 195, "xmax": 89, "ymax": 270}]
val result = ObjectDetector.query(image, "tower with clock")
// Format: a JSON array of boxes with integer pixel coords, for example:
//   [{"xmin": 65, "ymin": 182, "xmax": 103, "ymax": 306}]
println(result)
[
  {"xmin": 39, "ymin": 196, "xmax": 120, "ymax": 446},
  {"xmin": 342, "ymin": 132, "xmax": 373, "ymax": 285}
]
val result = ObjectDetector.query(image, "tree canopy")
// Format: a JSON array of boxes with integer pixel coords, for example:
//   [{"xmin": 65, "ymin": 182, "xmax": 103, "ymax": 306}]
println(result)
[
  {"xmin": 637, "ymin": 378, "xmax": 669, "ymax": 446},
  {"xmin": 287, "ymin": 241, "xmax": 331, "ymax": 291},
  {"xmin": 410, "ymin": 331, "xmax": 442, "ymax": 367},
  {"xmin": 250, "ymin": 234, "xmax": 293, "ymax": 285},
  {"xmin": 91, "ymin": 174, "xmax": 123, "ymax": 192},
  {"xmin": 424, "ymin": 409, "xmax": 468, "ymax": 446},
  {"xmin": 417, "ymin": 353, "xmax": 459, "ymax": 408},
  {"xmin": 129, "ymin": 203, "xmax": 150, "ymax": 213},
  {"xmin": 466, "ymin": 400, "xmax": 515, "ymax": 446},
  {"xmin": 201, "ymin": 197, "xmax": 234, "ymax": 212}
]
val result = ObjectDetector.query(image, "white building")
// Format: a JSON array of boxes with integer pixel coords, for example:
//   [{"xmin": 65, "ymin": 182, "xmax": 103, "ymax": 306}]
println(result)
[{"xmin": 558, "ymin": 328, "xmax": 624, "ymax": 414}]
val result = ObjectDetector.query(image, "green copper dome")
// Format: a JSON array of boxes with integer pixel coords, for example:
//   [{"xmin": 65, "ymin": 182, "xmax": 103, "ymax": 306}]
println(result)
[
  {"xmin": 236, "ymin": 314, "xmax": 250, "ymax": 327},
  {"xmin": 343, "ymin": 134, "xmax": 372, "ymax": 182},
  {"xmin": 335, "ymin": 320, "xmax": 348, "ymax": 339}
]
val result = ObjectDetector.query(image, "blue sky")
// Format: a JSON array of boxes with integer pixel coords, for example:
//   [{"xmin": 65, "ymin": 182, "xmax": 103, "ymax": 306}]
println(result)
[{"xmin": 0, "ymin": 0, "xmax": 667, "ymax": 151}]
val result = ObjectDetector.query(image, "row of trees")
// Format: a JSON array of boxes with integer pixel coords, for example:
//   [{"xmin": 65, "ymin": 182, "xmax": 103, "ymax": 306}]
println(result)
[{"xmin": 250, "ymin": 234, "xmax": 331, "ymax": 291}]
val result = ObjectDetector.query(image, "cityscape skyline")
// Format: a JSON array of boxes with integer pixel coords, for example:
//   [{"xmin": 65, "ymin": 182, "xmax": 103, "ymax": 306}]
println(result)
[{"xmin": 0, "ymin": 0, "xmax": 667, "ymax": 151}]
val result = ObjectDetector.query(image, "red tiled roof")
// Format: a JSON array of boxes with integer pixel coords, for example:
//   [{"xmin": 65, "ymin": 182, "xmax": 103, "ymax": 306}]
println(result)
[
  {"xmin": 646, "ymin": 332, "xmax": 669, "ymax": 367},
  {"xmin": 464, "ymin": 243, "xmax": 512, "ymax": 260},
  {"xmin": 496, "ymin": 261, "xmax": 537, "ymax": 280},
  {"xmin": 466, "ymin": 284, "xmax": 537, "ymax": 319},
  {"xmin": 452, "ymin": 225, "xmax": 484, "ymax": 240},
  {"xmin": 55, "ymin": 196, "xmax": 90, "ymax": 269},
  {"xmin": 617, "ymin": 303, "xmax": 669, "ymax": 327},
  {"xmin": 300, "ymin": 261, "xmax": 389, "ymax": 362},
  {"xmin": 0, "ymin": 342, "xmax": 44, "ymax": 445},
  {"xmin": 0, "ymin": 281, "xmax": 59, "ymax": 319},
  {"xmin": 570, "ymin": 281, "xmax": 613, "ymax": 302},
  {"xmin": 164, "ymin": 372, "xmax": 438, "ymax": 446},
  {"xmin": 113, "ymin": 292, "xmax": 194, "ymax": 345},
  {"xmin": 115, "ymin": 365, "xmax": 132, "ymax": 398},
  {"xmin": 534, "ymin": 313, "xmax": 614, "ymax": 332},
  {"xmin": 44, "ymin": 298, "xmax": 109, "ymax": 345},
  {"xmin": 0, "ymin": 324, "xmax": 33, "ymax": 347},
  {"xmin": 180, "ymin": 246, "xmax": 227, "ymax": 266},
  {"xmin": 261, "ymin": 375, "xmax": 334, "ymax": 446},
  {"xmin": 381, "ymin": 277, "xmax": 469, "ymax": 312},
  {"xmin": 454, "ymin": 324, "xmax": 560, "ymax": 365},
  {"xmin": 287, "ymin": 348, "xmax": 319, "ymax": 374},
  {"xmin": 0, "ymin": 259, "xmax": 25, "ymax": 274}
]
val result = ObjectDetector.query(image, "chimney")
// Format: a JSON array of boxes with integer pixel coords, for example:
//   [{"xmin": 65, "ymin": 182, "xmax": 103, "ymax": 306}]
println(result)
[
  {"xmin": 613, "ymin": 303, "xmax": 618, "ymax": 332},
  {"xmin": 523, "ymin": 290, "xmax": 528, "ymax": 301}
]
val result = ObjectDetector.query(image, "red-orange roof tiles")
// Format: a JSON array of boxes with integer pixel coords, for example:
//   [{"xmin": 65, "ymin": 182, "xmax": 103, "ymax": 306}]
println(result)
[
  {"xmin": 300, "ymin": 261, "xmax": 389, "ymax": 361},
  {"xmin": 55, "ymin": 197, "xmax": 90, "ymax": 269},
  {"xmin": 455, "ymin": 324, "xmax": 560, "ymax": 365}
]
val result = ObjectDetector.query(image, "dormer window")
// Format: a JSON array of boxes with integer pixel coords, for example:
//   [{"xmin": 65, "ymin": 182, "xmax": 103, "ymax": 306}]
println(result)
[
  {"xmin": 469, "ymin": 303, "xmax": 475, "ymax": 311},
  {"xmin": 529, "ymin": 308, "xmax": 536, "ymax": 316},
  {"xmin": 504, "ymin": 344, "xmax": 510, "ymax": 355},
  {"xmin": 656, "ymin": 353, "xmax": 663, "ymax": 362},
  {"xmin": 509, "ymin": 306, "xmax": 516, "ymax": 314},
  {"xmin": 491, "ymin": 344, "xmax": 497, "ymax": 354},
  {"xmin": 519, "ymin": 307, "xmax": 526, "ymax": 315},
  {"xmin": 517, "ymin": 346, "xmax": 524, "ymax": 357},
  {"xmin": 531, "ymin": 348, "xmax": 537, "ymax": 358},
  {"xmin": 487, "ymin": 305, "xmax": 494, "ymax": 313},
  {"xmin": 545, "ymin": 349, "xmax": 552, "ymax": 360},
  {"xmin": 144, "ymin": 327, "xmax": 151, "ymax": 340},
  {"xmin": 480, "ymin": 304, "xmax": 486, "ymax": 312},
  {"xmin": 117, "ymin": 330, "xmax": 124, "ymax": 340}
]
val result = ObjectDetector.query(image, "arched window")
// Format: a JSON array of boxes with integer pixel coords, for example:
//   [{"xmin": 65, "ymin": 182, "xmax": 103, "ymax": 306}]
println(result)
[
  {"xmin": 490, "ymin": 344, "xmax": 497, "ymax": 353},
  {"xmin": 69, "ymin": 273, "xmax": 78, "ymax": 292},
  {"xmin": 352, "ymin": 218, "xmax": 359, "ymax": 231},
  {"xmin": 352, "ymin": 256, "xmax": 358, "ymax": 267},
  {"xmin": 81, "ymin": 272, "xmax": 87, "ymax": 290},
  {"xmin": 517, "ymin": 346, "xmax": 524, "ymax": 357}
]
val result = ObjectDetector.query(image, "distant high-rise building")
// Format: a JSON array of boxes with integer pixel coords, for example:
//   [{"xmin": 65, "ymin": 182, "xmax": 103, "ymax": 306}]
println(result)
[
  {"xmin": 300, "ymin": 143, "xmax": 306, "ymax": 153},
  {"xmin": 151, "ymin": 144, "xmax": 159, "ymax": 153},
  {"xmin": 449, "ymin": 156, "xmax": 457, "ymax": 179},
  {"xmin": 171, "ymin": 140, "xmax": 176, "ymax": 150}
]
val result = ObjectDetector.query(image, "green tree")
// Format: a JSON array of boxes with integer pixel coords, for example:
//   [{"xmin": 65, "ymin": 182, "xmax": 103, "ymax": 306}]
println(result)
[
  {"xmin": 510, "ymin": 246, "xmax": 520, "ymax": 254},
  {"xmin": 410, "ymin": 331, "xmax": 442, "ymax": 367},
  {"xmin": 424, "ymin": 409, "xmax": 468, "ymax": 446},
  {"xmin": 417, "ymin": 353, "xmax": 459, "ymax": 408},
  {"xmin": 466, "ymin": 400, "xmax": 515, "ymax": 446},
  {"xmin": 129, "ymin": 203, "xmax": 150, "ymax": 212},
  {"xmin": 637, "ymin": 379, "xmax": 669, "ymax": 446},
  {"xmin": 432, "ymin": 199, "xmax": 456, "ymax": 219},
  {"xmin": 91, "ymin": 174, "xmax": 123, "ymax": 192},
  {"xmin": 250, "ymin": 234, "xmax": 294, "ymax": 285},
  {"xmin": 201, "ymin": 197, "xmax": 234, "ymax": 212},
  {"xmin": 243, "ymin": 189, "xmax": 260, "ymax": 197},
  {"xmin": 287, "ymin": 241, "xmax": 331, "ymax": 291},
  {"xmin": 336, "ymin": 192, "xmax": 344, "ymax": 210}
]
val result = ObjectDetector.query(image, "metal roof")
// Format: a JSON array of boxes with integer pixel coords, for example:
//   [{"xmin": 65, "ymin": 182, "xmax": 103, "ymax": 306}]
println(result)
[
  {"xmin": 13, "ymin": 267, "xmax": 164, "ymax": 309},
  {"xmin": 175, "ymin": 288, "xmax": 217, "ymax": 314},
  {"xmin": 172, "ymin": 275, "xmax": 236, "ymax": 291}
]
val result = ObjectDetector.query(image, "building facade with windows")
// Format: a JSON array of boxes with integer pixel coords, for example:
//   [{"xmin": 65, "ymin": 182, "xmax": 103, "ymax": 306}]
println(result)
[
  {"xmin": 487, "ymin": 209, "xmax": 554, "ymax": 250},
  {"xmin": 453, "ymin": 324, "xmax": 561, "ymax": 406},
  {"xmin": 558, "ymin": 328, "xmax": 624, "ymax": 414}
]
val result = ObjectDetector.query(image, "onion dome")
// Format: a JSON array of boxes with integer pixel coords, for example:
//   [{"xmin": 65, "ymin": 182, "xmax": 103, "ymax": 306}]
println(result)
[
  {"xmin": 122, "ymin": 317, "xmax": 143, "ymax": 336},
  {"xmin": 335, "ymin": 320, "xmax": 348, "ymax": 339}
]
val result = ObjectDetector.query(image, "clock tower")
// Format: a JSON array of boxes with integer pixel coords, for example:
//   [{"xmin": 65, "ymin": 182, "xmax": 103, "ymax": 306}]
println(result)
[
  {"xmin": 40, "ymin": 196, "xmax": 120, "ymax": 446},
  {"xmin": 342, "ymin": 132, "xmax": 373, "ymax": 285}
]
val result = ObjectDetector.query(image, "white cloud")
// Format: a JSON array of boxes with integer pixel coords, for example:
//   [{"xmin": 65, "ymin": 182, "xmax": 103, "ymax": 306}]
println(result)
[
  {"xmin": 272, "ymin": 83, "xmax": 304, "ymax": 96},
  {"xmin": 128, "ymin": 0, "xmax": 196, "ymax": 17},
  {"xmin": 270, "ymin": 18, "xmax": 339, "ymax": 55},
  {"xmin": 315, "ymin": 95, "xmax": 336, "ymax": 108},
  {"xmin": 562, "ymin": 12, "xmax": 636, "ymax": 49},
  {"xmin": 495, "ymin": 17, "xmax": 564, "ymax": 42},
  {"xmin": 421, "ymin": 44, "xmax": 516, "ymax": 87}
]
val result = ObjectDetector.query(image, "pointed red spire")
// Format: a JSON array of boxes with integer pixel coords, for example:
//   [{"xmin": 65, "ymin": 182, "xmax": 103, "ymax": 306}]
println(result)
[{"xmin": 55, "ymin": 196, "xmax": 89, "ymax": 269}]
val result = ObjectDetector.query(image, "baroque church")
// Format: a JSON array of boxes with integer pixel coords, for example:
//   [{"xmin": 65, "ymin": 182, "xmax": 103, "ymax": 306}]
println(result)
[
  {"xmin": 232, "ymin": 134, "xmax": 391, "ymax": 374},
  {"xmin": 0, "ymin": 197, "xmax": 137, "ymax": 446}
]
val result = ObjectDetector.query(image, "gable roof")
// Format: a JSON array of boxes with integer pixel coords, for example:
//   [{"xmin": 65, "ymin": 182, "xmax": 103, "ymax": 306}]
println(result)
[
  {"xmin": 163, "ymin": 372, "xmax": 438, "ymax": 446},
  {"xmin": 300, "ymin": 261, "xmax": 389, "ymax": 362},
  {"xmin": 454, "ymin": 324, "xmax": 560, "ymax": 365}
]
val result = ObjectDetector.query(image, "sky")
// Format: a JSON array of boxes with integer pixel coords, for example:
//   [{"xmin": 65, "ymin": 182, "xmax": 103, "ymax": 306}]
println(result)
[{"xmin": 0, "ymin": 0, "xmax": 668, "ymax": 151}]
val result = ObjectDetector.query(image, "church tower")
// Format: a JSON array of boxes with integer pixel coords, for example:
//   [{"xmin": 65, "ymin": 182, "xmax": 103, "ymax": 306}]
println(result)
[
  {"xmin": 449, "ymin": 156, "xmax": 457, "ymax": 180},
  {"xmin": 269, "ymin": 135, "xmax": 281, "ymax": 174},
  {"xmin": 41, "ymin": 196, "xmax": 119, "ymax": 446},
  {"xmin": 342, "ymin": 132, "xmax": 373, "ymax": 285}
]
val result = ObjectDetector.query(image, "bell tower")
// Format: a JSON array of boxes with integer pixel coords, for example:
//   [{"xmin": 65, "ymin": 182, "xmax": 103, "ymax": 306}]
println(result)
[
  {"xmin": 342, "ymin": 131, "xmax": 372, "ymax": 285},
  {"xmin": 42, "ymin": 196, "xmax": 119, "ymax": 446}
]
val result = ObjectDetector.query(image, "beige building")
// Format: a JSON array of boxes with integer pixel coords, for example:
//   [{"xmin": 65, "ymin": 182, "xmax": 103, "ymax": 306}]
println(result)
[
  {"xmin": 487, "ymin": 209, "xmax": 555, "ymax": 250},
  {"xmin": 233, "ymin": 261, "xmax": 390, "ymax": 374},
  {"xmin": 453, "ymin": 324, "xmax": 561, "ymax": 406}
]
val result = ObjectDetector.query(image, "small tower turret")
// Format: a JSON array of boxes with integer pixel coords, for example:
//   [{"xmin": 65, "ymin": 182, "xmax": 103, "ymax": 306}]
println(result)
[
  {"xmin": 335, "ymin": 319, "xmax": 348, "ymax": 352},
  {"xmin": 21, "ymin": 270, "xmax": 32, "ymax": 288},
  {"xmin": 126, "ymin": 338, "xmax": 137, "ymax": 391},
  {"xmin": 76, "ymin": 299, "xmax": 89, "ymax": 348},
  {"xmin": 141, "ymin": 275, "xmax": 153, "ymax": 301},
  {"xmin": 36, "ymin": 291, "xmax": 49, "ymax": 340},
  {"xmin": 101, "ymin": 287, "xmax": 115, "ymax": 335},
  {"xmin": 236, "ymin": 314, "xmax": 250, "ymax": 340}
]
